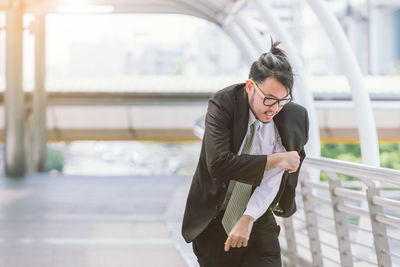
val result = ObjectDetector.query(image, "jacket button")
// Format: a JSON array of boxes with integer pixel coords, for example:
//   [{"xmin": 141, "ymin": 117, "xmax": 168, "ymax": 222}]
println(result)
[
  {"xmin": 221, "ymin": 182, "xmax": 227, "ymax": 189},
  {"xmin": 215, "ymin": 204, "xmax": 219, "ymax": 210}
]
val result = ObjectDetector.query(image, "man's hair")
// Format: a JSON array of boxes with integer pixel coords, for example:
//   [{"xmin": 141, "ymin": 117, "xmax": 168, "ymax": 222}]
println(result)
[{"xmin": 248, "ymin": 40, "xmax": 293, "ymax": 97}]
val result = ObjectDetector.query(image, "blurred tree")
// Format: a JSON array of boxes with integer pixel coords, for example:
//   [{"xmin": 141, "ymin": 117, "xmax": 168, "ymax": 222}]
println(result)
[
  {"xmin": 45, "ymin": 146, "xmax": 65, "ymax": 172},
  {"xmin": 320, "ymin": 142, "xmax": 400, "ymax": 181}
]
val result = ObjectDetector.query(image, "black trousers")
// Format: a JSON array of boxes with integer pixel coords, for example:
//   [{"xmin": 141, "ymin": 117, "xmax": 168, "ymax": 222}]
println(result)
[{"xmin": 192, "ymin": 210, "xmax": 281, "ymax": 267}]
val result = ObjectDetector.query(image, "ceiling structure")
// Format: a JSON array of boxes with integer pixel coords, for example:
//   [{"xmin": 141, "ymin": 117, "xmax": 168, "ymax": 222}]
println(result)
[
  {"xmin": 1, "ymin": 0, "xmax": 240, "ymax": 24},
  {"xmin": 2, "ymin": 0, "xmax": 397, "ymax": 176}
]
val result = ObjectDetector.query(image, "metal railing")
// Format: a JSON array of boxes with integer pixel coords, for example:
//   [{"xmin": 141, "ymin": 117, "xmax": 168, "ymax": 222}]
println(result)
[{"xmin": 278, "ymin": 157, "xmax": 400, "ymax": 267}]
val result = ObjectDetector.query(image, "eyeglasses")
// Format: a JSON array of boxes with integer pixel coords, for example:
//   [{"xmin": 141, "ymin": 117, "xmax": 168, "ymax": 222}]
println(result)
[{"xmin": 251, "ymin": 80, "xmax": 291, "ymax": 107}]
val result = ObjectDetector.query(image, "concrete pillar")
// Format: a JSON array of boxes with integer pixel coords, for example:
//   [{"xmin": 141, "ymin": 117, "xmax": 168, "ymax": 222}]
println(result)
[
  {"xmin": 5, "ymin": 3, "xmax": 25, "ymax": 177},
  {"xmin": 32, "ymin": 13, "xmax": 47, "ymax": 172}
]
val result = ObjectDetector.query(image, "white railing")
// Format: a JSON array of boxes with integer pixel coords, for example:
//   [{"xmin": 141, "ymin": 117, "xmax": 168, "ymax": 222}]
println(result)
[
  {"xmin": 192, "ymin": 120, "xmax": 400, "ymax": 267},
  {"xmin": 279, "ymin": 157, "xmax": 400, "ymax": 267}
]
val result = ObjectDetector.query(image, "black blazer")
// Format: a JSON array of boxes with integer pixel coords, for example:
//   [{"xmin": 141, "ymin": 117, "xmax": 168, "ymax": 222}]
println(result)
[{"xmin": 182, "ymin": 83, "xmax": 309, "ymax": 243}]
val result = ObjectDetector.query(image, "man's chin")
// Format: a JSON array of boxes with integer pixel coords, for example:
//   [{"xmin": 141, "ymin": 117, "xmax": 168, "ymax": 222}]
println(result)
[
  {"xmin": 259, "ymin": 114, "xmax": 274, "ymax": 123},
  {"xmin": 259, "ymin": 118, "xmax": 272, "ymax": 124}
]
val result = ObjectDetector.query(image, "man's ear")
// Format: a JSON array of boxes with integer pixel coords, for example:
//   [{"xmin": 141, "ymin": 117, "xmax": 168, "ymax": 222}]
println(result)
[{"xmin": 245, "ymin": 79, "xmax": 253, "ymax": 94}]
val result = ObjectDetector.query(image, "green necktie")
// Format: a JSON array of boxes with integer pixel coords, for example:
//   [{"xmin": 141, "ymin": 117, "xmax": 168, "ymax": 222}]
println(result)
[{"xmin": 222, "ymin": 120, "xmax": 260, "ymax": 235}]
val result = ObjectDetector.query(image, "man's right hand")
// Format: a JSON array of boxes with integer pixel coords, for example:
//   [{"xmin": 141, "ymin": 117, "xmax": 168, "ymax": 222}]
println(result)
[{"xmin": 266, "ymin": 151, "xmax": 300, "ymax": 173}]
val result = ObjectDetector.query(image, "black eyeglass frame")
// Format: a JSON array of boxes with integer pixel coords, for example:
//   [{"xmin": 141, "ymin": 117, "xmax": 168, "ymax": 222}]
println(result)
[{"xmin": 251, "ymin": 80, "xmax": 292, "ymax": 107}]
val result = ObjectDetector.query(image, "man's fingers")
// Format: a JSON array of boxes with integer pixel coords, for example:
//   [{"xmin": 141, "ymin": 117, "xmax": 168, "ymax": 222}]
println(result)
[
  {"xmin": 231, "ymin": 236, "xmax": 239, "ymax": 248},
  {"xmin": 224, "ymin": 236, "xmax": 232, "ymax": 252},
  {"xmin": 239, "ymin": 237, "xmax": 249, "ymax": 248},
  {"xmin": 242, "ymin": 238, "xmax": 248, "ymax": 247},
  {"xmin": 225, "ymin": 235, "xmax": 247, "ymax": 251}
]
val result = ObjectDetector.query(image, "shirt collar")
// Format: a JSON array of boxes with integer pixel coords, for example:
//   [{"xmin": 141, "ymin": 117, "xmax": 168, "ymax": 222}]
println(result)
[
  {"xmin": 248, "ymin": 109, "xmax": 274, "ymax": 131},
  {"xmin": 248, "ymin": 109, "xmax": 262, "ymax": 131}
]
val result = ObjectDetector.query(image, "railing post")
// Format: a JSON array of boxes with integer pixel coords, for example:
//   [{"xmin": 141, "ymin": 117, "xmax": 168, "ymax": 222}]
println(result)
[
  {"xmin": 325, "ymin": 171, "xmax": 353, "ymax": 267},
  {"xmin": 300, "ymin": 170, "xmax": 323, "ymax": 267},
  {"xmin": 282, "ymin": 217, "xmax": 298, "ymax": 267},
  {"xmin": 365, "ymin": 184, "xmax": 392, "ymax": 267}
]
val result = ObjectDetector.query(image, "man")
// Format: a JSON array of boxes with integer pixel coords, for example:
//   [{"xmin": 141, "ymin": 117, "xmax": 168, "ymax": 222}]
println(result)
[{"xmin": 182, "ymin": 41, "xmax": 309, "ymax": 267}]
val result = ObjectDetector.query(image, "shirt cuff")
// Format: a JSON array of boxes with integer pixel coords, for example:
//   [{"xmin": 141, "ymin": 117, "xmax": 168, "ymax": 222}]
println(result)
[{"xmin": 243, "ymin": 206, "xmax": 262, "ymax": 222}]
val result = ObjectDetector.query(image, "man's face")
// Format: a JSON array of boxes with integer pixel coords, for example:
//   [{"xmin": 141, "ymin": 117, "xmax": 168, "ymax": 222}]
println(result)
[{"xmin": 245, "ymin": 78, "xmax": 290, "ymax": 123}]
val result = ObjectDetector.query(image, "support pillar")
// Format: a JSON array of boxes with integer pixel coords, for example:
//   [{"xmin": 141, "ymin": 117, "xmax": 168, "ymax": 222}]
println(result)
[
  {"xmin": 5, "ymin": 3, "xmax": 25, "ymax": 177},
  {"xmin": 32, "ymin": 13, "xmax": 47, "ymax": 172}
]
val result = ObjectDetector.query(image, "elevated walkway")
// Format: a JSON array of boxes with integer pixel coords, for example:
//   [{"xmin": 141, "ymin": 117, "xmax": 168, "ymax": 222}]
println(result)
[
  {"xmin": 0, "ymin": 75, "xmax": 399, "ymax": 142},
  {"xmin": 1, "ymin": 155, "xmax": 399, "ymax": 267},
  {"xmin": 0, "ymin": 174, "xmax": 188, "ymax": 267}
]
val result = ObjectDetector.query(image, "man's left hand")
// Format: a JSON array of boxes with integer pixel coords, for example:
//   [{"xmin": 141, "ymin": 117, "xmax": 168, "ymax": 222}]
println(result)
[{"xmin": 224, "ymin": 215, "xmax": 255, "ymax": 252}]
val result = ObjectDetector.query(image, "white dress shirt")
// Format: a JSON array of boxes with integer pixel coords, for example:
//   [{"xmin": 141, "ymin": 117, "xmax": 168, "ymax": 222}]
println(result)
[{"xmin": 240, "ymin": 110, "xmax": 286, "ymax": 221}]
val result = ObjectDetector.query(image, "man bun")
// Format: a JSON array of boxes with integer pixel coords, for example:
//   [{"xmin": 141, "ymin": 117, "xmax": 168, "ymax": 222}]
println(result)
[{"xmin": 248, "ymin": 40, "xmax": 294, "ymax": 95}]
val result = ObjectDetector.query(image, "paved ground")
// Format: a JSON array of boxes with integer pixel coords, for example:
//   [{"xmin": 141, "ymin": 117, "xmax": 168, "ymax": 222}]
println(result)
[{"xmin": 0, "ymin": 174, "xmax": 195, "ymax": 267}]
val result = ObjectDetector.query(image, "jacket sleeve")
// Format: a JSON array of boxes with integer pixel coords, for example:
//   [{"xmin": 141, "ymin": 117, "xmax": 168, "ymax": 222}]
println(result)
[
  {"xmin": 274, "ymin": 108, "xmax": 309, "ymax": 217},
  {"xmin": 204, "ymin": 93, "xmax": 267, "ymax": 187}
]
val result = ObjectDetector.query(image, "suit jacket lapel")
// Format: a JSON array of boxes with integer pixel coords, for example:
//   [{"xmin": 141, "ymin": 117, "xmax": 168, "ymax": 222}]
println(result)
[{"xmin": 233, "ymin": 85, "xmax": 249, "ymax": 154}]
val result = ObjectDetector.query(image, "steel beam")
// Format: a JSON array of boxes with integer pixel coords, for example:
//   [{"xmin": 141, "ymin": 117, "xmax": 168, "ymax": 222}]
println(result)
[
  {"xmin": 305, "ymin": 0, "xmax": 380, "ymax": 167},
  {"xmin": 235, "ymin": 13, "xmax": 266, "ymax": 53},
  {"xmin": 223, "ymin": 22, "xmax": 257, "ymax": 65},
  {"xmin": 253, "ymin": 0, "xmax": 321, "ymax": 164}
]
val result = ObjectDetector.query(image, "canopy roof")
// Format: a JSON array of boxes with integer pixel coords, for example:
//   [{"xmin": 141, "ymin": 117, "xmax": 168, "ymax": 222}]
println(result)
[{"xmin": 1, "ymin": 0, "xmax": 249, "ymax": 25}]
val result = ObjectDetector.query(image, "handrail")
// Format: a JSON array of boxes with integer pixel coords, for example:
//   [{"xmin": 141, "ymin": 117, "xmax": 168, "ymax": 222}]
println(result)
[
  {"xmin": 373, "ymin": 196, "xmax": 400, "ymax": 212},
  {"xmin": 303, "ymin": 156, "xmax": 400, "ymax": 185},
  {"xmin": 334, "ymin": 187, "xmax": 365, "ymax": 201},
  {"xmin": 293, "ymin": 160, "xmax": 400, "ymax": 267}
]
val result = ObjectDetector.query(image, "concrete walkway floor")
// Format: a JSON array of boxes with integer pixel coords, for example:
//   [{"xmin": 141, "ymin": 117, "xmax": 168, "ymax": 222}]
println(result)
[{"xmin": 0, "ymin": 174, "xmax": 193, "ymax": 267}]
